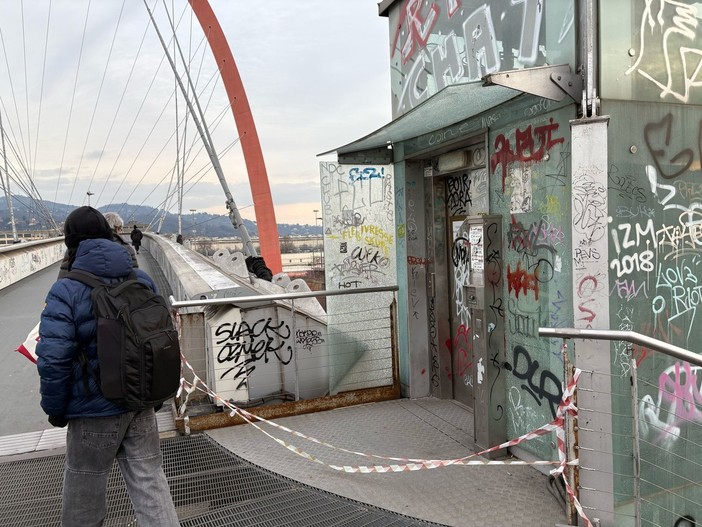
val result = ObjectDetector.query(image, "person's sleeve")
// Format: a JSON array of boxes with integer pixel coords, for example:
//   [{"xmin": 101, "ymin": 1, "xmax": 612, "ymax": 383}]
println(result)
[{"xmin": 35, "ymin": 281, "xmax": 78, "ymax": 418}]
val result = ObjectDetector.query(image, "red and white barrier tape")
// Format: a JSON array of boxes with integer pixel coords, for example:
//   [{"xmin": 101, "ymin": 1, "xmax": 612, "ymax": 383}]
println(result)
[{"xmin": 177, "ymin": 355, "xmax": 592, "ymax": 526}]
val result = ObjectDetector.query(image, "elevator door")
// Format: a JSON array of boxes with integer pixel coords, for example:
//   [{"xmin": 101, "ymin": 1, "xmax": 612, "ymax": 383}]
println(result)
[
  {"xmin": 448, "ymin": 211, "xmax": 473, "ymax": 407},
  {"xmin": 442, "ymin": 160, "xmax": 489, "ymax": 407}
]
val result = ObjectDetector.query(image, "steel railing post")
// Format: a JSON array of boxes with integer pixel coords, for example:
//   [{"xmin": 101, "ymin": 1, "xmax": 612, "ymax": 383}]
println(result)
[
  {"xmin": 563, "ymin": 340, "xmax": 579, "ymax": 525},
  {"xmin": 291, "ymin": 298, "xmax": 300, "ymax": 401},
  {"xmin": 629, "ymin": 346, "xmax": 641, "ymax": 527}
]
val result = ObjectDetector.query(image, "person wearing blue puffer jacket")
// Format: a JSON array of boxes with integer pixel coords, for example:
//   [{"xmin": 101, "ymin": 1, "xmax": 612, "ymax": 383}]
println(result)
[{"xmin": 36, "ymin": 206, "xmax": 179, "ymax": 527}]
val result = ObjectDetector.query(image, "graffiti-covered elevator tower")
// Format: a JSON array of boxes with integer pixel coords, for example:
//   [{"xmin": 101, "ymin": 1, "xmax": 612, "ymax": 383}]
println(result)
[{"xmin": 320, "ymin": 1, "xmax": 702, "ymax": 525}]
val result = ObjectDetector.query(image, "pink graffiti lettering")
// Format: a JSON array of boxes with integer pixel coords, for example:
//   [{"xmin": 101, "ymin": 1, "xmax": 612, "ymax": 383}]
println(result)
[
  {"xmin": 659, "ymin": 362, "xmax": 702, "ymax": 423},
  {"xmin": 576, "ymin": 275, "xmax": 599, "ymax": 328}
]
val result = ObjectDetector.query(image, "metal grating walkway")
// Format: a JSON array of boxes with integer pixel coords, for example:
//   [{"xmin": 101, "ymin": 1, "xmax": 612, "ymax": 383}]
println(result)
[{"xmin": 0, "ymin": 433, "xmax": 445, "ymax": 527}]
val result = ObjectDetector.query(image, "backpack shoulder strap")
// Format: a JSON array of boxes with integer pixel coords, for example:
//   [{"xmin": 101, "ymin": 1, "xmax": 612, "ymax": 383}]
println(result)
[
  {"xmin": 64, "ymin": 269, "xmax": 105, "ymax": 398},
  {"xmin": 65, "ymin": 269, "xmax": 105, "ymax": 289}
]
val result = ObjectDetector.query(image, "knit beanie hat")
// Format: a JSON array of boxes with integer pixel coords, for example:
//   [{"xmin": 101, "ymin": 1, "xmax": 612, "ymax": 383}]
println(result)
[{"xmin": 63, "ymin": 206, "xmax": 113, "ymax": 249}]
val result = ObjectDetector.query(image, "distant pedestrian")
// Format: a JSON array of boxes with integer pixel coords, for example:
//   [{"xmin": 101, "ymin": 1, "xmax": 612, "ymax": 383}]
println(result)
[
  {"xmin": 37, "ymin": 206, "xmax": 179, "ymax": 526},
  {"xmin": 176, "ymin": 234, "xmax": 183, "ymax": 245},
  {"xmin": 104, "ymin": 212, "xmax": 138, "ymax": 268},
  {"xmin": 130, "ymin": 224, "xmax": 143, "ymax": 254}
]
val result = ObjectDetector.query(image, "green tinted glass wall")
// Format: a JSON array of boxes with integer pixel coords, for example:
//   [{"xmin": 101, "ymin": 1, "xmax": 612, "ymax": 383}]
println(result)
[
  {"xmin": 601, "ymin": 1, "xmax": 702, "ymax": 105},
  {"xmin": 605, "ymin": 98, "xmax": 702, "ymax": 523}
]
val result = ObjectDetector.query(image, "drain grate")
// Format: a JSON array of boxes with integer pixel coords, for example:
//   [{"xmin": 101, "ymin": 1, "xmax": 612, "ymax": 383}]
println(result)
[{"xmin": 0, "ymin": 434, "xmax": 445, "ymax": 526}]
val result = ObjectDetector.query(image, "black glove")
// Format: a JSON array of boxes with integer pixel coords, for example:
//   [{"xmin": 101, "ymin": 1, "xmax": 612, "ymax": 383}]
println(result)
[{"xmin": 48, "ymin": 415, "xmax": 68, "ymax": 428}]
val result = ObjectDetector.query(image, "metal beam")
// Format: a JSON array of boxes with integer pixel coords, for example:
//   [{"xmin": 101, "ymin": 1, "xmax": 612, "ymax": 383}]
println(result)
[
  {"xmin": 539, "ymin": 327, "xmax": 702, "ymax": 368},
  {"xmin": 484, "ymin": 64, "xmax": 582, "ymax": 103}
]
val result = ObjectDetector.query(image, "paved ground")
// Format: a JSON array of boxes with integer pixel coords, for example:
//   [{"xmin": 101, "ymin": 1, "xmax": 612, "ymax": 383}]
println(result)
[
  {"xmin": 208, "ymin": 398, "xmax": 568, "ymax": 527},
  {"xmin": 2, "ymin": 262, "xmax": 61, "ymax": 435}
]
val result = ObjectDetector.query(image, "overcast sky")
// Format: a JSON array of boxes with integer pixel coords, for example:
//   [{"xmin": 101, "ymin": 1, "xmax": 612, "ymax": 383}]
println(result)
[{"xmin": 0, "ymin": 1, "xmax": 392, "ymax": 226}]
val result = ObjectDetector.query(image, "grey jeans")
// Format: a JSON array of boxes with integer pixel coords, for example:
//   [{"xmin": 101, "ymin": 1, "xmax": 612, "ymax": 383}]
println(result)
[{"xmin": 62, "ymin": 409, "xmax": 179, "ymax": 527}]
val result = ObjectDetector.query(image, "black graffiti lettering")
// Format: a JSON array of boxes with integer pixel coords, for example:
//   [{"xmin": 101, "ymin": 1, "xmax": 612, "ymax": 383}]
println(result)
[
  {"xmin": 644, "ymin": 113, "xmax": 695, "ymax": 180},
  {"xmin": 338, "ymin": 280, "xmax": 363, "ymax": 289},
  {"xmin": 333, "ymin": 210, "xmax": 365, "ymax": 228},
  {"xmin": 531, "ymin": 258, "xmax": 555, "ymax": 283},
  {"xmin": 351, "ymin": 245, "xmax": 389, "ymax": 267},
  {"xmin": 220, "ymin": 358, "xmax": 256, "ymax": 388},
  {"xmin": 332, "ymin": 252, "xmax": 387, "ymax": 282},
  {"xmin": 505, "ymin": 345, "xmax": 563, "ymax": 418},
  {"xmin": 215, "ymin": 319, "xmax": 294, "ymax": 383},
  {"xmin": 508, "ymin": 216, "xmax": 561, "ymax": 258},
  {"xmin": 295, "ymin": 329, "xmax": 325, "ymax": 351},
  {"xmin": 674, "ymin": 515, "xmax": 696, "ymax": 527},
  {"xmin": 447, "ymin": 172, "xmax": 472, "ymax": 216},
  {"xmin": 452, "ymin": 236, "xmax": 470, "ymax": 267},
  {"xmin": 490, "ymin": 297, "xmax": 505, "ymax": 319},
  {"xmin": 608, "ymin": 164, "xmax": 648, "ymax": 203},
  {"xmin": 489, "ymin": 351, "xmax": 504, "ymax": 421},
  {"xmin": 429, "ymin": 295, "xmax": 440, "ymax": 388}
]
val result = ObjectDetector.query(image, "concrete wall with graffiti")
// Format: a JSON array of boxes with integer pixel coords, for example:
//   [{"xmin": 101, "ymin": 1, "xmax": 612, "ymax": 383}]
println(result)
[
  {"xmin": 0, "ymin": 238, "xmax": 64, "ymax": 290},
  {"xmin": 320, "ymin": 162, "xmax": 397, "ymax": 291},
  {"xmin": 489, "ymin": 105, "xmax": 575, "ymax": 460},
  {"xmin": 319, "ymin": 162, "xmax": 397, "ymax": 393},
  {"xmin": 388, "ymin": 0, "xmax": 576, "ymax": 118},
  {"xmin": 206, "ymin": 304, "xmax": 328, "ymax": 404}
]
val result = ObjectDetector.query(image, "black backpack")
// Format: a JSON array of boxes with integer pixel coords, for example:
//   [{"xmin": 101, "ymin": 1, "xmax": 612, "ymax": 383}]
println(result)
[{"xmin": 66, "ymin": 269, "xmax": 181, "ymax": 410}]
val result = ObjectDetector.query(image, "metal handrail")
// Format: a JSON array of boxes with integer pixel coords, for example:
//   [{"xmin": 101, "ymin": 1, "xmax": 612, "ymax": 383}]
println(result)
[
  {"xmin": 539, "ymin": 327, "xmax": 702, "ymax": 367},
  {"xmin": 170, "ymin": 285, "xmax": 399, "ymax": 308}
]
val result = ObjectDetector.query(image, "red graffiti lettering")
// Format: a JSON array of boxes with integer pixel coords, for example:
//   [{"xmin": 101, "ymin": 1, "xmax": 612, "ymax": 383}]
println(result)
[
  {"xmin": 391, "ymin": 0, "xmax": 440, "ymax": 64},
  {"xmin": 507, "ymin": 263, "xmax": 540, "ymax": 299},
  {"xmin": 457, "ymin": 348, "xmax": 472, "ymax": 377},
  {"xmin": 407, "ymin": 255, "xmax": 431, "ymax": 266},
  {"xmin": 577, "ymin": 276, "xmax": 599, "ymax": 329},
  {"xmin": 490, "ymin": 119, "xmax": 565, "ymax": 191},
  {"xmin": 444, "ymin": 324, "xmax": 473, "ymax": 381}
]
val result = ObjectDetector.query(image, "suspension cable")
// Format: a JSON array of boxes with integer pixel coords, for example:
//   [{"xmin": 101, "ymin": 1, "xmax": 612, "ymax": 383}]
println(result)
[{"xmin": 146, "ymin": 0, "xmax": 256, "ymax": 256}]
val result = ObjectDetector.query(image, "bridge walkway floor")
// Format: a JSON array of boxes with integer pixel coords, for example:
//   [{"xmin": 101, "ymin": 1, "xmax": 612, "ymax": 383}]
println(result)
[{"xmin": 1, "ymin": 251, "xmax": 567, "ymax": 526}]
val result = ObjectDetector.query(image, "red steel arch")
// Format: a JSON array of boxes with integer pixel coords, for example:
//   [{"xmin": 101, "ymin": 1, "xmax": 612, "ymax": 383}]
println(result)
[{"xmin": 188, "ymin": 0, "xmax": 282, "ymax": 274}]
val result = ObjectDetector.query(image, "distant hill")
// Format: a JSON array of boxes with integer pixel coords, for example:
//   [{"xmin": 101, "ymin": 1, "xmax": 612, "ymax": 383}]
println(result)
[{"xmin": 0, "ymin": 196, "xmax": 322, "ymax": 238}]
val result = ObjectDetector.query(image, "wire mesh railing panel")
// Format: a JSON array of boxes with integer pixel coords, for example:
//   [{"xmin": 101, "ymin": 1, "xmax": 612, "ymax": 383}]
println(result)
[
  {"xmin": 540, "ymin": 329, "xmax": 702, "ymax": 527},
  {"xmin": 635, "ymin": 358, "xmax": 702, "ymax": 526},
  {"xmin": 579, "ymin": 363, "xmax": 702, "ymax": 526}
]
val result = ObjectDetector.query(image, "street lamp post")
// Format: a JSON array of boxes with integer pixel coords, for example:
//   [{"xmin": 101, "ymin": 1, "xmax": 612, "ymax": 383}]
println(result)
[
  {"xmin": 312, "ymin": 209, "xmax": 319, "ymax": 268},
  {"xmin": 189, "ymin": 209, "xmax": 196, "ymax": 233},
  {"xmin": 86, "ymin": 191, "xmax": 94, "ymax": 207},
  {"xmin": 315, "ymin": 214, "xmax": 323, "ymax": 269}
]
